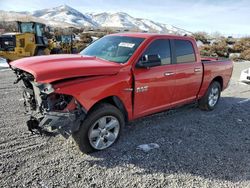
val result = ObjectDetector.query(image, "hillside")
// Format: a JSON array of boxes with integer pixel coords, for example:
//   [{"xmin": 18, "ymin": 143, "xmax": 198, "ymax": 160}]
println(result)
[{"xmin": 0, "ymin": 5, "xmax": 191, "ymax": 34}]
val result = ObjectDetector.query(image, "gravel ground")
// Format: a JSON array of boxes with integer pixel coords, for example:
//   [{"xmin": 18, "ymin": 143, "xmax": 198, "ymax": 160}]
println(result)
[{"xmin": 0, "ymin": 62, "xmax": 250, "ymax": 188}]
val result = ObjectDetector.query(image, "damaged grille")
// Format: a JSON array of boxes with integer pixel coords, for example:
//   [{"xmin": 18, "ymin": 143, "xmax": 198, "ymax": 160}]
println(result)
[{"xmin": 18, "ymin": 73, "xmax": 75, "ymax": 114}]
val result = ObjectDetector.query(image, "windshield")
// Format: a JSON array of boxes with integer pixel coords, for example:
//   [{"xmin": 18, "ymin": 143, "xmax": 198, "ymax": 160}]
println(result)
[
  {"xmin": 20, "ymin": 23, "xmax": 34, "ymax": 33},
  {"xmin": 80, "ymin": 35, "xmax": 145, "ymax": 63},
  {"xmin": 19, "ymin": 23, "xmax": 45, "ymax": 36}
]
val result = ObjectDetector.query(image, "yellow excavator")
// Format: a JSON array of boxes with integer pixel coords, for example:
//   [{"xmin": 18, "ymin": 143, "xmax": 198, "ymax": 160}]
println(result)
[{"xmin": 0, "ymin": 21, "xmax": 50, "ymax": 62}]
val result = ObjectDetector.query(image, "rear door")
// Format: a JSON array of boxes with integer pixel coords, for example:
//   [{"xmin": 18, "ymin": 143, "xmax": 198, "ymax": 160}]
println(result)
[
  {"xmin": 133, "ymin": 38, "xmax": 176, "ymax": 118},
  {"xmin": 171, "ymin": 39, "xmax": 203, "ymax": 105}
]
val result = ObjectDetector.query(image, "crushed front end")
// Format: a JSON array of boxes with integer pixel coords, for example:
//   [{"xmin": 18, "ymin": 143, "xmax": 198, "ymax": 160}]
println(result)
[{"xmin": 12, "ymin": 68, "xmax": 86, "ymax": 138}]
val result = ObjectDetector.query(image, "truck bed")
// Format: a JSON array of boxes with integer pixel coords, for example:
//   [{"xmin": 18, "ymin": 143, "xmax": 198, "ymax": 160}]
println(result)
[{"xmin": 198, "ymin": 59, "xmax": 233, "ymax": 98}]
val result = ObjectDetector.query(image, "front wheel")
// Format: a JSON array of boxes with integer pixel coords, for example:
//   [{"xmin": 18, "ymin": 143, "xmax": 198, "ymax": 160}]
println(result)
[
  {"xmin": 73, "ymin": 103, "xmax": 125, "ymax": 153},
  {"xmin": 198, "ymin": 81, "xmax": 221, "ymax": 111}
]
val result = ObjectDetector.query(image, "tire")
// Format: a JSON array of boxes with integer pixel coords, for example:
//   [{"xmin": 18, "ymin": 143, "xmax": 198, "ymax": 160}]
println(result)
[
  {"xmin": 73, "ymin": 103, "xmax": 125, "ymax": 153},
  {"xmin": 198, "ymin": 81, "xmax": 221, "ymax": 111},
  {"xmin": 36, "ymin": 49, "xmax": 45, "ymax": 56}
]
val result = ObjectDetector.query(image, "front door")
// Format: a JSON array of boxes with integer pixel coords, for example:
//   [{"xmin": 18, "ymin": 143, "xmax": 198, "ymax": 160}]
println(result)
[{"xmin": 133, "ymin": 38, "xmax": 176, "ymax": 118}]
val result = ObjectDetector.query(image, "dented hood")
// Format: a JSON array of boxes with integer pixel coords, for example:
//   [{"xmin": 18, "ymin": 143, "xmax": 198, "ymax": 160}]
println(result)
[{"xmin": 10, "ymin": 54, "xmax": 121, "ymax": 83}]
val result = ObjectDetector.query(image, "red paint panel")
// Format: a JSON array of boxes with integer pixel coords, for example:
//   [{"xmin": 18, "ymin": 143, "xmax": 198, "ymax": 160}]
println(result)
[{"xmin": 10, "ymin": 34, "xmax": 233, "ymax": 121}]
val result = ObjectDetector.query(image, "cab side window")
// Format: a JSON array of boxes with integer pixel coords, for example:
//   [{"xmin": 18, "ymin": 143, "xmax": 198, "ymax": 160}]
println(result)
[
  {"xmin": 175, "ymin": 40, "xmax": 196, "ymax": 63},
  {"xmin": 143, "ymin": 39, "xmax": 171, "ymax": 65}
]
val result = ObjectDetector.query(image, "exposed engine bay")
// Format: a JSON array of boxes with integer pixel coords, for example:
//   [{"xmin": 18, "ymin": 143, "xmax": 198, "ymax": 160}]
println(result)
[{"xmin": 12, "ymin": 68, "xmax": 86, "ymax": 138}]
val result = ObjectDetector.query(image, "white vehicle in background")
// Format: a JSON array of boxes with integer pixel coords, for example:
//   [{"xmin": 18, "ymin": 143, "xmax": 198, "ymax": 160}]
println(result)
[{"xmin": 240, "ymin": 68, "xmax": 250, "ymax": 84}]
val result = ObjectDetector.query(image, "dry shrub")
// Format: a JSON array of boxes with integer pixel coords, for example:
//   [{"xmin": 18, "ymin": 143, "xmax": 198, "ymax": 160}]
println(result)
[
  {"xmin": 240, "ymin": 49, "xmax": 250, "ymax": 60},
  {"xmin": 195, "ymin": 31, "xmax": 250, "ymax": 60},
  {"xmin": 75, "ymin": 42, "xmax": 87, "ymax": 52},
  {"xmin": 199, "ymin": 45, "xmax": 213, "ymax": 57},
  {"xmin": 80, "ymin": 33, "xmax": 93, "ymax": 43},
  {"xmin": 210, "ymin": 39, "xmax": 229, "ymax": 57},
  {"xmin": 199, "ymin": 38, "xmax": 229, "ymax": 58},
  {"xmin": 193, "ymin": 32, "xmax": 209, "ymax": 44},
  {"xmin": 232, "ymin": 37, "xmax": 250, "ymax": 52}
]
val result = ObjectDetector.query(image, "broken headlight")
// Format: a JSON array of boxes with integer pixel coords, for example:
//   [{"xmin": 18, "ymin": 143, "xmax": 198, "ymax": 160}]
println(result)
[{"xmin": 36, "ymin": 83, "xmax": 54, "ymax": 95}]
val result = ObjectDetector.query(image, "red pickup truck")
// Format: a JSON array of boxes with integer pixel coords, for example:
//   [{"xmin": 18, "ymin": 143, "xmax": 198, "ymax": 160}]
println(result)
[{"xmin": 10, "ymin": 33, "xmax": 233, "ymax": 153}]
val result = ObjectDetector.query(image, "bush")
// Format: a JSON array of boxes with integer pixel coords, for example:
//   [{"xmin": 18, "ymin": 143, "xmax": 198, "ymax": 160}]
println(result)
[
  {"xmin": 199, "ymin": 39, "xmax": 229, "ymax": 58},
  {"xmin": 80, "ymin": 33, "xmax": 93, "ymax": 43},
  {"xmin": 193, "ymin": 32, "xmax": 209, "ymax": 44},
  {"xmin": 194, "ymin": 31, "xmax": 250, "ymax": 60},
  {"xmin": 232, "ymin": 38, "xmax": 250, "ymax": 52},
  {"xmin": 210, "ymin": 39, "xmax": 229, "ymax": 57},
  {"xmin": 240, "ymin": 49, "xmax": 250, "ymax": 61},
  {"xmin": 199, "ymin": 45, "xmax": 213, "ymax": 57}
]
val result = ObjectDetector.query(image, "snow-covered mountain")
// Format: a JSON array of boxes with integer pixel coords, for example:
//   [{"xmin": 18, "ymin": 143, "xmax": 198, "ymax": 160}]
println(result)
[
  {"xmin": 0, "ymin": 10, "xmax": 76, "ymax": 28},
  {"xmin": 88, "ymin": 12, "xmax": 189, "ymax": 34},
  {"xmin": 90, "ymin": 12, "xmax": 139, "ymax": 29},
  {"xmin": 32, "ymin": 5, "xmax": 98, "ymax": 27},
  {"xmin": 0, "ymin": 5, "xmax": 191, "ymax": 34}
]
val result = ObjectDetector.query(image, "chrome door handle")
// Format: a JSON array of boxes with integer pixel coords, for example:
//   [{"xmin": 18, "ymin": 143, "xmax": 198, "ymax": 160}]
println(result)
[
  {"xmin": 164, "ymin": 72, "xmax": 175, "ymax": 76},
  {"xmin": 194, "ymin": 68, "xmax": 201, "ymax": 72}
]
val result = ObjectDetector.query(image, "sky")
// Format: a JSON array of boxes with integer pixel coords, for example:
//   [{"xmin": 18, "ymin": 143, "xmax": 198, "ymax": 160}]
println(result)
[{"xmin": 0, "ymin": 0, "xmax": 250, "ymax": 36}]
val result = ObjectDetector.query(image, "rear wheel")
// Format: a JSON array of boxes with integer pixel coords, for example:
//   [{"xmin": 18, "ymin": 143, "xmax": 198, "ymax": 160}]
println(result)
[
  {"xmin": 198, "ymin": 81, "xmax": 221, "ymax": 111},
  {"xmin": 73, "ymin": 103, "xmax": 125, "ymax": 153}
]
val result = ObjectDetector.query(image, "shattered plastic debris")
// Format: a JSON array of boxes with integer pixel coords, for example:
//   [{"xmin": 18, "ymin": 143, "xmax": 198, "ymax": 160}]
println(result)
[{"xmin": 137, "ymin": 143, "xmax": 160, "ymax": 152}]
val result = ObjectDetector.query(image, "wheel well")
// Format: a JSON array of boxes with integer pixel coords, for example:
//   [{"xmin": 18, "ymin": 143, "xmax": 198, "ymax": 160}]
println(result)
[
  {"xmin": 88, "ymin": 96, "xmax": 128, "ymax": 122},
  {"xmin": 212, "ymin": 76, "xmax": 223, "ymax": 89}
]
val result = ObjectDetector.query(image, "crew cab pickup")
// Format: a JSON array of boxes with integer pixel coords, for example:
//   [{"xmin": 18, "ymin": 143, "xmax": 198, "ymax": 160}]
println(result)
[{"xmin": 10, "ymin": 33, "xmax": 233, "ymax": 153}]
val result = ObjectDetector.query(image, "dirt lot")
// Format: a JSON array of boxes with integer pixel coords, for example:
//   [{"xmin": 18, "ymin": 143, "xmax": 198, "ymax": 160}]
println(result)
[{"xmin": 0, "ymin": 62, "xmax": 250, "ymax": 188}]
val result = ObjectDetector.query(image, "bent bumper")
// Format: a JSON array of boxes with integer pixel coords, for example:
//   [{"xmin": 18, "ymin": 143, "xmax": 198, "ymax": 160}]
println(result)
[{"xmin": 29, "ymin": 111, "xmax": 85, "ymax": 138}]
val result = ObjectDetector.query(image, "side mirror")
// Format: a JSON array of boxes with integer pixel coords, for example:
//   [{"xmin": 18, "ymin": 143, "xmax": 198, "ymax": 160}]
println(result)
[{"xmin": 136, "ymin": 54, "xmax": 161, "ymax": 68}]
